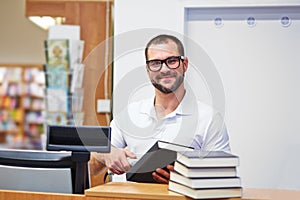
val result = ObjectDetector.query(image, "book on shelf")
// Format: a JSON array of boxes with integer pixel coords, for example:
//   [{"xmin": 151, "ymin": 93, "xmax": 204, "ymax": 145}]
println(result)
[
  {"xmin": 168, "ymin": 180, "xmax": 242, "ymax": 199},
  {"xmin": 126, "ymin": 140, "xmax": 194, "ymax": 183},
  {"xmin": 176, "ymin": 151, "xmax": 239, "ymax": 168},
  {"xmin": 170, "ymin": 171, "xmax": 241, "ymax": 189},
  {"xmin": 2, "ymin": 67, "xmax": 22, "ymax": 82},
  {"xmin": 173, "ymin": 161, "xmax": 237, "ymax": 178},
  {"xmin": 0, "ymin": 67, "xmax": 6, "ymax": 82}
]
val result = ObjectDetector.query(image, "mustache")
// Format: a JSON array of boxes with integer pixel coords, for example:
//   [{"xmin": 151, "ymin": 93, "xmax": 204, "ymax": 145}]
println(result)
[{"xmin": 156, "ymin": 71, "xmax": 176, "ymax": 79}]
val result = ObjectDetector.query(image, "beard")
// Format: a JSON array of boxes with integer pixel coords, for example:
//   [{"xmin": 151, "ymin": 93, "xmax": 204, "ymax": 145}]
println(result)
[{"xmin": 151, "ymin": 71, "xmax": 184, "ymax": 94}]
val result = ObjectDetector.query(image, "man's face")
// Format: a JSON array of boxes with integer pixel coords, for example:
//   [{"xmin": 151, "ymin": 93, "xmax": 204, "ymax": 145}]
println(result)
[{"xmin": 146, "ymin": 41, "xmax": 187, "ymax": 94}]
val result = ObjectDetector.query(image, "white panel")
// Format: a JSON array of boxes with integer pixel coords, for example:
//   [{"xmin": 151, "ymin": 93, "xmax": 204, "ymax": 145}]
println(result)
[
  {"xmin": 0, "ymin": 165, "xmax": 72, "ymax": 193},
  {"xmin": 114, "ymin": 0, "xmax": 183, "ymax": 35},
  {"xmin": 97, "ymin": 99, "xmax": 111, "ymax": 113},
  {"xmin": 186, "ymin": 6, "xmax": 300, "ymax": 190}
]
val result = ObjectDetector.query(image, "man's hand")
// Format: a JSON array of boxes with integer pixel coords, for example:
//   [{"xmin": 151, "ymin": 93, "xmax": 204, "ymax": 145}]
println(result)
[
  {"xmin": 104, "ymin": 146, "xmax": 136, "ymax": 174},
  {"xmin": 152, "ymin": 165, "xmax": 174, "ymax": 184},
  {"xmin": 90, "ymin": 146, "xmax": 136, "ymax": 175}
]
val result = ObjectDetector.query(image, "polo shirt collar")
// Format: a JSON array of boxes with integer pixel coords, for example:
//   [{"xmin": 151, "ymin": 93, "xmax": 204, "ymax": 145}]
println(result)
[{"xmin": 139, "ymin": 89, "xmax": 196, "ymax": 118}]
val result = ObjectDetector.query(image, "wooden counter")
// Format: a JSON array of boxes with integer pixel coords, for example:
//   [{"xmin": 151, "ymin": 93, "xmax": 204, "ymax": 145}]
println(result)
[
  {"xmin": 1, "ymin": 182, "xmax": 300, "ymax": 200},
  {"xmin": 85, "ymin": 182, "xmax": 190, "ymax": 200}
]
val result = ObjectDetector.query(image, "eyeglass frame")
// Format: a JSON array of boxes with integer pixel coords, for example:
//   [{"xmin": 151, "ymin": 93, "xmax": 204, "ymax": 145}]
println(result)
[{"xmin": 146, "ymin": 56, "xmax": 185, "ymax": 72}]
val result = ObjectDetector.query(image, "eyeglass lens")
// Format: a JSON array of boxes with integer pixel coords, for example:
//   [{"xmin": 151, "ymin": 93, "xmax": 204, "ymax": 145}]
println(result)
[{"xmin": 147, "ymin": 56, "xmax": 181, "ymax": 71}]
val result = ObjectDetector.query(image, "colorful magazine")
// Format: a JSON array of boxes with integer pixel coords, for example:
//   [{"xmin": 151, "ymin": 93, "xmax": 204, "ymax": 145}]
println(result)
[{"xmin": 45, "ymin": 39, "xmax": 70, "ymax": 68}]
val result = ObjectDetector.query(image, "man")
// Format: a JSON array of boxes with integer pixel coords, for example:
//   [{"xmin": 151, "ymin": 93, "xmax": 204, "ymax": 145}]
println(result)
[{"xmin": 89, "ymin": 34, "xmax": 230, "ymax": 183}]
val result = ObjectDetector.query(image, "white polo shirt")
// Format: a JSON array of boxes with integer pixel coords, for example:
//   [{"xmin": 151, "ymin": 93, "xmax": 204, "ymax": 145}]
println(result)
[{"xmin": 110, "ymin": 90, "xmax": 230, "ymax": 160}]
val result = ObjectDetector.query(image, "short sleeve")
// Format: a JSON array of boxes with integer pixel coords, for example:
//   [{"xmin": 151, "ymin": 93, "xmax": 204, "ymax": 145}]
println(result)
[
  {"xmin": 109, "ymin": 119, "xmax": 126, "ymax": 148},
  {"xmin": 201, "ymin": 112, "xmax": 231, "ymax": 152}
]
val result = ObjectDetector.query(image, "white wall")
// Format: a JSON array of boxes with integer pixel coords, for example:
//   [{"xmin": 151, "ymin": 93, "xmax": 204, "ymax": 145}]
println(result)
[
  {"xmin": 0, "ymin": 0, "xmax": 47, "ymax": 64},
  {"xmin": 186, "ymin": 6, "xmax": 300, "ymax": 190},
  {"xmin": 114, "ymin": 0, "xmax": 300, "ymax": 190}
]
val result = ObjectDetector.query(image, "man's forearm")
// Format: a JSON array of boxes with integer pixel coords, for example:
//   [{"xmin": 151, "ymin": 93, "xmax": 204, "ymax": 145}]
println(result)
[{"xmin": 89, "ymin": 152, "xmax": 107, "ymax": 176}]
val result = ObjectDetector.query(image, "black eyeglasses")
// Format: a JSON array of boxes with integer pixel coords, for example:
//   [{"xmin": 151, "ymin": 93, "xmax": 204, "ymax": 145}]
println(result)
[{"xmin": 146, "ymin": 56, "xmax": 184, "ymax": 72}]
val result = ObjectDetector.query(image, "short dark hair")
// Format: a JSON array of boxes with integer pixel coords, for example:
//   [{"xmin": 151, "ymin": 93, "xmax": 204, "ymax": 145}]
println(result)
[{"xmin": 145, "ymin": 34, "xmax": 185, "ymax": 60}]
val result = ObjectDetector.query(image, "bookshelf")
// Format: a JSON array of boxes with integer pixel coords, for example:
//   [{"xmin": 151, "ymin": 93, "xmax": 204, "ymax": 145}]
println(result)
[{"xmin": 0, "ymin": 64, "xmax": 45, "ymax": 149}]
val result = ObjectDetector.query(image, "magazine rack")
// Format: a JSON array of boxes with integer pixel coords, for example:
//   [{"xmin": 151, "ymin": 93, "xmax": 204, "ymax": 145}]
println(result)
[{"xmin": 43, "ymin": 36, "xmax": 85, "ymax": 127}]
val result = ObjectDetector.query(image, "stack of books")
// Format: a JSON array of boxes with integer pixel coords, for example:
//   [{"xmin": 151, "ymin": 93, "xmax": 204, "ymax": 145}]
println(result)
[{"xmin": 168, "ymin": 151, "xmax": 242, "ymax": 199}]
